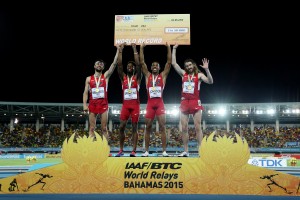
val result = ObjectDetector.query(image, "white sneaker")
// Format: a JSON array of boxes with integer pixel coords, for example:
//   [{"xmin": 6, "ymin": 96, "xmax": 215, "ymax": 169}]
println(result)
[
  {"xmin": 142, "ymin": 151, "xmax": 149, "ymax": 157},
  {"xmin": 178, "ymin": 152, "xmax": 189, "ymax": 157},
  {"xmin": 162, "ymin": 151, "xmax": 169, "ymax": 157}
]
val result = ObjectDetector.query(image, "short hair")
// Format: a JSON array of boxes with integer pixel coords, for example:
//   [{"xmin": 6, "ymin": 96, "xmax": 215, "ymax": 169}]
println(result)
[
  {"xmin": 127, "ymin": 61, "xmax": 136, "ymax": 67},
  {"xmin": 151, "ymin": 61, "xmax": 160, "ymax": 67},
  {"xmin": 95, "ymin": 59, "xmax": 105, "ymax": 66},
  {"xmin": 96, "ymin": 59, "xmax": 104, "ymax": 63}
]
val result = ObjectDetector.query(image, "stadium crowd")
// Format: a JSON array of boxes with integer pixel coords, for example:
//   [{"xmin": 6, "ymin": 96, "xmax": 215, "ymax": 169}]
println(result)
[{"xmin": 0, "ymin": 123, "xmax": 299, "ymax": 149}]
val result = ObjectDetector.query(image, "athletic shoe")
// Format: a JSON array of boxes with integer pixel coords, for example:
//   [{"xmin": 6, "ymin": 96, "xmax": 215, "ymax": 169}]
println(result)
[
  {"xmin": 178, "ymin": 152, "xmax": 189, "ymax": 157},
  {"xmin": 141, "ymin": 151, "xmax": 149, "ymax": 157},
  {"xmin": 115, "ymin": 150, "xmax": 124, "ymax": 157},
  {"xmin": 130, "ymin": 151, "xmax": 136, "ymax": 157},
  {"xmin": 162, "ymin": 151, "xmax": 169, "ymax": 157}
]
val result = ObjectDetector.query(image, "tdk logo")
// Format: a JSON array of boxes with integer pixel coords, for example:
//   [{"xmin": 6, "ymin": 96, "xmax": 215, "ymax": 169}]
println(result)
[{"xmin": 248, "ymin": 158, "xmax": 287, "ymax": 167}]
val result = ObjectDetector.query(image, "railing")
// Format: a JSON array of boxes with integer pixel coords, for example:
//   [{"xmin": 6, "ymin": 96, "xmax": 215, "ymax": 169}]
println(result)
[{"xmin": 0, "ymin": 166, "xmax": 30, "ymax": 178}]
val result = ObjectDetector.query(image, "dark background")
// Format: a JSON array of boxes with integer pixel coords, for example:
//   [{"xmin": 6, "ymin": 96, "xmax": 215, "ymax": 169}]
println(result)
[{"xmin": 0, "ymin": 2, "xmax": 299, "ymax": 104}]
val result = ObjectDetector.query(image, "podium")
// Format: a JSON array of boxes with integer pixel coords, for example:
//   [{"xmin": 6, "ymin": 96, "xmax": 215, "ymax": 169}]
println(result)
[{"xmin": 1, "ymin": 132, "xmax": 299, "ymax": 196}]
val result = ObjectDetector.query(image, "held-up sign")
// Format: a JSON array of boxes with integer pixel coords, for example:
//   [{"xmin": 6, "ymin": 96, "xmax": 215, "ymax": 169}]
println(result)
[{"xmin": 114, "ymin": 14, "xmax": 190, "ymax": 45}]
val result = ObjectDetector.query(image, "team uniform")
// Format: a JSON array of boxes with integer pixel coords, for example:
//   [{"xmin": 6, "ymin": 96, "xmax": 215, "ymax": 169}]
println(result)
[
  {"xmin": 88, "ymin": 74, "xmax": 108, "ymax": 114},
  {"xmin": 120, "ymin": 75, "xmax": 140, "ymax": 123},
  {"xmin": 180, "ymin": 73, "xmax": 204, "ymax": 115},
  {"xmin": 145, "ymin": 74, "xmax": 165, "ymax": 119}
]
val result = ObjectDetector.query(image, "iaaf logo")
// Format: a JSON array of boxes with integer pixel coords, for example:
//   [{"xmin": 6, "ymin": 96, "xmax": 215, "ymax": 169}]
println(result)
[
  {"xmin": 125, "ymin": 162, "xmax": 182, "ymax": 170},
  {"xmin": 115, "ymin": 15, "xmax": 134, "ymax": 22},
  {"xmin": 248, "ymin": 158, "xmax": 287, "ymax": 167}
]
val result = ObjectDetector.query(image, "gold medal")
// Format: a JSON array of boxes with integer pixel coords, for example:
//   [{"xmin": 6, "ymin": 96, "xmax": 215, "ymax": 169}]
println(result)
[
  {"xmin": 95, "ymin": 88, "xmax": 99, "ymax": 92},
  {"xmin": 187, "ymin": 85, "xmax": 192, "ymax": 90},
  {"xmin": 127, "ymin": 89, "xmax": 132, "ymax": 94}
]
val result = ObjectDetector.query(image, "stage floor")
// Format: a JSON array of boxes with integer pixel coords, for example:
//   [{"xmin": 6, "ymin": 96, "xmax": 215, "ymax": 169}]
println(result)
[{"xmin": 1, "ymin": 194, "xmax": 299, "ymax": 200}]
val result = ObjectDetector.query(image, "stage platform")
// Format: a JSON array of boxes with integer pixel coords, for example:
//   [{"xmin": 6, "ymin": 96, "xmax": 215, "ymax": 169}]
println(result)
[
  {"xmin": 0, "ymin": 132, "xmax": 299, "ymax": 198},
  {"xmin": 1, "ymin": 194, "xmax": 300, "ymax": 200}
]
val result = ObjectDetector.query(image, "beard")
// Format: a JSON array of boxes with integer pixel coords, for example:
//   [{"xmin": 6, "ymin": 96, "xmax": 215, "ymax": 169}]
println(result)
[
  {"xmin": 95, "ymin": 69, "xmax": 103, "ymax": 73},
  {"xmin": 127, "ymin": 70, "xmax": 135, "ymax": 76},
  {"xmin": 187, "ymin": 68, "xmax": 194, "ymax": 74}
]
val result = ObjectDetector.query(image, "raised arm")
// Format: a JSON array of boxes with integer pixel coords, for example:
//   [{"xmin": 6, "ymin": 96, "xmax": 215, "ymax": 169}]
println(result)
[
  {"xmin": 139, "ymin": 42, "xmax": 150, "ymax": 78},
  {"xmin": 132, "ymin": 43, "xmax": 142, "ymax": 83},
  {"xmin": 171, "ymin": 43, "xmax": 185, "ymax": 77},
  {"xmin": 132, "ymin": 43, "xmax": 140, "ymax": 65},
  {"xmin": 104, "ymin": 44, "xmax": 121, "ymax": 79},
  {"xmin": 161, "ymin": 42, "xmax": 172, "ymax": 79},
  {"xmin": 117, "ymin": 43, "xmax": 125, "ymax": 81},
  {"xmin": 199, "ymin": 58, "xmax": 214, "ymax": 84},
  {"xmin": 83, "ymin": 76, "xmax": 90, "ymax": 112}
]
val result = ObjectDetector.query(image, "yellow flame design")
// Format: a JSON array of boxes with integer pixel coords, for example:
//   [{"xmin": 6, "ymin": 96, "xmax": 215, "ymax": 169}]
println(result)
[{"xmin": 0, "ymin": 131, "xmax": 299, "ymax": 195}]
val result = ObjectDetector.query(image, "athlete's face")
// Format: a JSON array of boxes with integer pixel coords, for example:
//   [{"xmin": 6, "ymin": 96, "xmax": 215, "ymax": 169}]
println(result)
[
  {"xmin": 94, "ymin": 61, "xmax": 104, "ymax": 72},
  {"xmin": 127, "ymin": 63, "xmax": 135, "ymax": 73},
  {"xmin": 184, "ymin": 62, "xmax": 194, "ymax": 74},
  {"xmin": 151, "ymin": 62, "xmax": 160, "ymax": 73}
]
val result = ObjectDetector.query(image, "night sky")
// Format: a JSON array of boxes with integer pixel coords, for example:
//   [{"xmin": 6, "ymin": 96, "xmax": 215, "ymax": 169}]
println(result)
[{"xmin": 0, "ymin": 2, "xmax": 299, "ymax": 104}]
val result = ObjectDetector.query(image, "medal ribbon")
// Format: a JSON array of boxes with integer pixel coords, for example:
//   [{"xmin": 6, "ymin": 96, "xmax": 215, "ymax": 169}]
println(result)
[
  {"xmin": 94, "ymin": 74, "xmax": 101, "ymax": 89},
  {"xmin": 152, "ymin": 74, "xmax": 158, "ymax": 87},
  {"xmin": 188, "ymin": 74, "xmax": 194, "ymax": 84},
  {"xmin": 127, "ymin": 74, "xmax": 134, "ymax": 89}
]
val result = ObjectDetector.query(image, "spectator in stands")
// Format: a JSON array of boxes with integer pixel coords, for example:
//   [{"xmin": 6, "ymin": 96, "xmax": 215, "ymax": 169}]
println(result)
[
  {"xmin": 83, "ymin": 44, "xmax": 122, "ymax": 140},
  {"xmin": 115, "ymin": 43, "xmax": 142, "ymax": 157},
  {"xmin": 171, "ymin": 43, "xmax": 213, "ymax": 157},
  {"xmin": 139, "ymin": 42, "xmax": 171, "ymax": 157}
]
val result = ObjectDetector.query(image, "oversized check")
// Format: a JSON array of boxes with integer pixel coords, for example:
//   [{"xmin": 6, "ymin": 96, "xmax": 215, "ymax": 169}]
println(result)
[{"xmin": 114, "ymin": 14, "xmax": 190, "ymax": 45}]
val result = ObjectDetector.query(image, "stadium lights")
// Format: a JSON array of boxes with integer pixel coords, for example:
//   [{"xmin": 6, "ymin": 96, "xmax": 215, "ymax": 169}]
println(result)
[
  {"xmin": 218, "ymin": 108, "xmax": 226, "ymax": 116},
  {"xmin": 283, "ymin": 109, "xmax": 300, "ymax": 114},
  {"xmin": 207, "ymin": 110, "xmax": 217, "ymax": 114},
  {"xmin": 267, "ymin": 109, "xmax": 275, "ymax": 115},
  {"xmin": 232, "ymin": 110, "xmax": 238, "ymax": 114},
  {"xmin": 171, "ymin": 109, "xmax": 179, "ymax": 116},
  {"xmin": 112, "ymin": 110, "xmax": 120, "ymax": 114},
  {"xmin": 207, "ymin": 109, "xmax": 226, "ymax": 115},
  {"xmin": 139, "ymin": 110, "xmax": 146, "ymax": 114},
  {"xmin": 256, "ymin": 110, "xmax": 263, "ymax": 114},
  {"xmin": 292, "ymin": 109, "xmax": 300, "ymax": 114},
  {"xmin": 242, "ymin": 110, "xmax": 249, "ymax": 114}
]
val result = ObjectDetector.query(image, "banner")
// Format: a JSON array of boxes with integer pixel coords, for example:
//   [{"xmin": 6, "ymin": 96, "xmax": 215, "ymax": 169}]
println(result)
[{"xmin": 114, "ymin": 14, "xmax": 190, "ymax": 45}]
